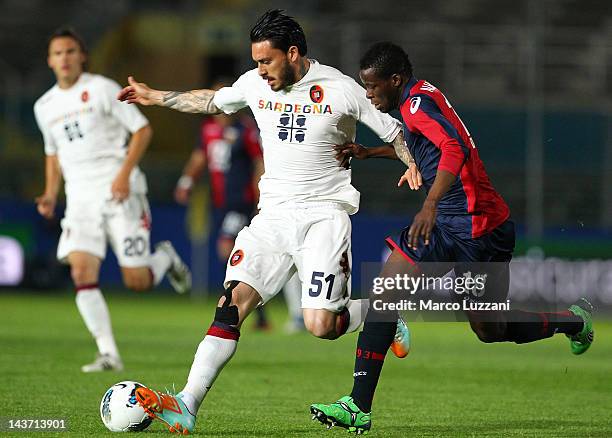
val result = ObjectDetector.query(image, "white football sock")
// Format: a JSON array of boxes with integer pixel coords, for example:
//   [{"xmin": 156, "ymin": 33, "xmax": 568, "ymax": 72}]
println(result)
[
  {"xmin": 181, "ymin": 327, "xmax": 239, "ymax": 413},
  {"xmin": 149, "ymin": 250, "xmax": 172, "ymax": 286},
  {"xmin": 75, "ymin": 287, "xmax": 120, "ymax": 358},
  {"xmin": 282, "ymin": 272, "xmax": 302, "ymax": 320},
  {"xmin": 346, "ymin": 298, "xmax": 370, "ymax": 333}
]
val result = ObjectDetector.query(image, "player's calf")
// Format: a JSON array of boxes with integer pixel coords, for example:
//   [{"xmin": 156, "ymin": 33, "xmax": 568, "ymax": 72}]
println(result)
[
  {"xmin": 122, "ymin": 267, "xmax": 153, "ymax": 292},
  {"xmin": 468, "ymin": 319, "xmax": 508, "ymax": 343}
]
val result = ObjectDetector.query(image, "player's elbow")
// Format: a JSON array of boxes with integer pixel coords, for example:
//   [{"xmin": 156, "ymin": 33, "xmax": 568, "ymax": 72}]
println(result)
[{"xmin": 135, "ymin": 124, "xmax": 153, "ymax": 143}]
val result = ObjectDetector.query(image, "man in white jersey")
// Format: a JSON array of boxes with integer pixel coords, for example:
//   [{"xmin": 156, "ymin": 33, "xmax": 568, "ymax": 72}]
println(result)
[
  {"xmin": 34, "ymin": 28, "xmax": 192, "ymax": 373},
  {"xmin": 117, "ymin": 10, "xmax": 420, "ymax": 433}
]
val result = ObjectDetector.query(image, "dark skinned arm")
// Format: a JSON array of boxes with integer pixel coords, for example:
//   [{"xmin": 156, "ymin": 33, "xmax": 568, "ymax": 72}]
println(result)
[
  {"xmin": 333, "ymin": 142, "xmax": 396, "ymax": 167},
  {"xmin": 406, "ymin": 169, "xmax": 456, "ymax": 249},
  {"xmin": 334, "ymin": 136, "xmax": 423, "ymax": 190}
]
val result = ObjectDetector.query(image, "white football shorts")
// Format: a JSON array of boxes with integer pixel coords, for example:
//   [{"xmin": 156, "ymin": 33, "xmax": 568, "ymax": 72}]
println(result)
[
  {"xmin": 57, "ymin": 194, "xmax": 151, "ymax": 268},
  {"xmin": 224, "ymin": 204, "xmax": 352, "ymax": 312}
]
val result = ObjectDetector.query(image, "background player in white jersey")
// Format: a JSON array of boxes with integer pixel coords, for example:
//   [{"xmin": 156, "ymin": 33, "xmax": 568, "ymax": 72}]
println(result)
[
  {"xmin": 34, "ymin": 28, "xmax": 191, "ymax": 373},
  {"xmin": 117, "ymin": 10, "xmax": 420, "ymax": 433}
]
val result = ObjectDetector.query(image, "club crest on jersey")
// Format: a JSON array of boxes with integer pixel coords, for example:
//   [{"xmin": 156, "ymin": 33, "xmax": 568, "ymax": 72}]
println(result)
[
  {"xmin": 309, "ymin": 85, "xmax": 324, "ymax": 103},
  {"xmin": 81, "ymin": 91, "xmax": 89, "ymax": 102},
  {"xmin": 140, "ymin": 211, "xmax": 151, "ymax": 231},
  {"xmin": 230, "ymin": 249, "xmax": 244, "ymax": 266}
]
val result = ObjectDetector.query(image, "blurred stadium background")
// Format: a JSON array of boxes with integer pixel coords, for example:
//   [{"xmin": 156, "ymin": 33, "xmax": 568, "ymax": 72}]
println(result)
[{"xmin": 0, "ymin": 0, "xmax": 611, "ymax": 305}]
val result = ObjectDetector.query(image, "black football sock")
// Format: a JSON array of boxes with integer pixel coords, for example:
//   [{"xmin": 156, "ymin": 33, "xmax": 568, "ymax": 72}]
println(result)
[
  {"xmin": 255, "ymin": 306, "xmax": 268, "ymax": 327},
  {"xmin": 350, "ymin": 319, "xmax": 396, "ymax": 413},
  {"xmin": 506, "ymin": 310, "xmax": 583, "ymax": 344}
]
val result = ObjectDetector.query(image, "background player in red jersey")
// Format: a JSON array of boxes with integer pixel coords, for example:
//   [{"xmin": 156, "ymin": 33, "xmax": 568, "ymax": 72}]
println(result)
[{"xmin": 310, "ymin": 42, "xmax": 594, "ymax": 434}]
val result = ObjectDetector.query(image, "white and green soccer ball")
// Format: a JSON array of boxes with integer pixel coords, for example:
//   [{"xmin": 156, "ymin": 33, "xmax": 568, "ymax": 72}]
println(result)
[{"xmin": 100, "ymin": 381, "xmax": 153, "ymax": 432}]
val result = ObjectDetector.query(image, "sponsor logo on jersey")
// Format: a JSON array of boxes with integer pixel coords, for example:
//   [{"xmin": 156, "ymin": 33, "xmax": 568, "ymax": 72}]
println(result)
[
  {"xmin": 309, "ymin": 85, "xmax": 324, "ymax": 103},
  {"xmin": 49, "ymin": 106, "xmax": 94, "ymax": 126},
  {"xmin": 277, "ymin": 113, "xmax": 307, "ymax": 142},
  {"xmin": 230, "ymin": 249, "xmax": 244, "ymax": 266},
  {"xmin": 258, "ymin": 99, "xmax": 332, "ymax": 114},
  {"xmin": 81, "ymin": 90, "xmax": 89, "ymax": 102},
  {"xmin": 409, "ymin": 97, "xmax": 421, "ymax": 114}
]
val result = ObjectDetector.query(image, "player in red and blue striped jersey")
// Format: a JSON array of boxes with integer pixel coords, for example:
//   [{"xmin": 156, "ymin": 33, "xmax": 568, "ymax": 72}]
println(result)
[{"xmin": 310, "ymin": 42, "xmax": 594, "ymax": 434}]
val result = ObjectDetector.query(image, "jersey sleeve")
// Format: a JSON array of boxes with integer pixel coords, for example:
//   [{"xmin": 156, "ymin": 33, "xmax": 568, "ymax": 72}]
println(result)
[
  {"xmin": 33, "ymin": 103, "xmax": 57, "ymax": 156},
  {"xmin": 213, "ymin": 72, "xmax": 250, "ymax": 114},
  {"xmin": 401, "ymin": 94, "xmax": 469, "ymax": 176},
  {"xmin": 343, "ymin": 78, "xmax": 401, "ymax": 143},
  {"xmin": 102, "ymin": 78, "xmax": 149, "ymax": 133}
]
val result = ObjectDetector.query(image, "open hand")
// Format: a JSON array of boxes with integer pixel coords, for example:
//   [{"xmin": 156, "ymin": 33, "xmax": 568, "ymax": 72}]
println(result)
[
  {"xmin": 111, "ymin": 172, "xmax": 130, "ymax": 201},
  {"xmin": 397, "ymin": 164, "xmax": 423, "ymax": 190},
  {"xmin": 407, "ymin": 202, "xmax": 436, "ymax": 249},
  {"xmin": 117, "ymin": 76, "xmax": 160, "ymax": 106}
]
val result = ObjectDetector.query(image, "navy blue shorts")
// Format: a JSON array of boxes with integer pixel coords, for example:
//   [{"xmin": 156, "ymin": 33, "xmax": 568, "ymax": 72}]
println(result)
[{"xmin": 385, "ymin": 216, "xmax": 515, "ymax": 301}]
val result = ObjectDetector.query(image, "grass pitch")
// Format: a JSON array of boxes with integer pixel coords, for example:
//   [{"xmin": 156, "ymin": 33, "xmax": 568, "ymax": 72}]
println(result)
[{"xmin": 1, "ymin": 291, "xmax": 610, "ymax": 437}]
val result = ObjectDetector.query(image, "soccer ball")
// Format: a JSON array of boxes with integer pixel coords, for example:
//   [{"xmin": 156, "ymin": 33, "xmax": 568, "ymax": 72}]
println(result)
[{"xmin": 100, "ymin": 381, "xmax": 153, "ymax": 432}]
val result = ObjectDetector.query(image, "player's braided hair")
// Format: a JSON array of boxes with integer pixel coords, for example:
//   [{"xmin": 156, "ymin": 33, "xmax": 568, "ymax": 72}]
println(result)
[
  {"xmin": 47, "ymin": 27, "xmax": 89, "ymax": 70},
  {"xmin": 360, "ymin": 42, "xmax": 413, "ymax": 79},
  {"xmin": 250, "ymin": 9, "xmax": 307, "ymax": 56}
]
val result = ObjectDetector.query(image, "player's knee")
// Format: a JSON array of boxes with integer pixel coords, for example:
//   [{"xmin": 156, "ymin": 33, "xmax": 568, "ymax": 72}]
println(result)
[
  {"xmin": 70, "ymin": 264, "xmax": 95, "ymax": 285},
  {"xmin": 214, "ymin": 281, "xmax": 240, "ymax": 326},
  {"xmin": 304, "ymin": 317, "xmax": 336, "ymax": 339}
]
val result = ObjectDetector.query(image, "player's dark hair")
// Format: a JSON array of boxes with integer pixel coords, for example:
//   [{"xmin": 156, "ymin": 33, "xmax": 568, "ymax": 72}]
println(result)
[
  {"xmin": 360, "ymin": 42, "xmax": 412, "ymax": 79},
  {"xmin": 250, "ymin": 9, "xmax": 307, "ymax": 56},
  {"xmin": 47, "ymin": 27, "xmax": 88, "ymax": 69}
]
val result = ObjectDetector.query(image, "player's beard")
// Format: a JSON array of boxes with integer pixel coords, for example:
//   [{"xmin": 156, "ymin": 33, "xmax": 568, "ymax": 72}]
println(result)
[{"xmin": 277, "ymin": 59, "xmax": 297, "ymax": 90}]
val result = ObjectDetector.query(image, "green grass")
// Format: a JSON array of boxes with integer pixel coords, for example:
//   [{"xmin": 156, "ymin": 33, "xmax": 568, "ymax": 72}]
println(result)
[{"xmin": 1, "ymin": 291, "xmax": 610, "ymax": 437}]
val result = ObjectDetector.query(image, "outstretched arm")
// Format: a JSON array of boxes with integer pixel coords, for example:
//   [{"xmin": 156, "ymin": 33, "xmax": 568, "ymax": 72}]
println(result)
[
  {"xmin": 335, "ymin": 131, "xmax": 415, "ymax": 165},
  {"xmin": 118, "ymin": 76, "xmax": 222, "ymax": 114},
  {"xmin": 390, "ymin": 131, "xmax": 415, "ymax": 168}
]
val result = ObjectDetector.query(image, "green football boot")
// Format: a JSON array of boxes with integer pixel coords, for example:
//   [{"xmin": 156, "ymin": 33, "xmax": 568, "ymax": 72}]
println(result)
[
  {"xmin": 566, "ymin": 298, "xmax": 594, "ymax": 355},
  {"xmin": 135, "ymin": 386, "xmax": 196, "ymax": 435},
  {"xmin": 310, "ymin": 396, "xmax": 371, "ymax": 434}
]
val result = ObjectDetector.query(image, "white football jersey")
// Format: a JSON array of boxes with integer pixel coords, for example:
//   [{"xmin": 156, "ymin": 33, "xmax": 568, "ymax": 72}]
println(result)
[
  {"xmin": 213, "ymin": 60, "xmax": 401, "ymax": 214},
  {"xmin": 34, "ymin": 73, "xmax": 149, "ymax": 201}
]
